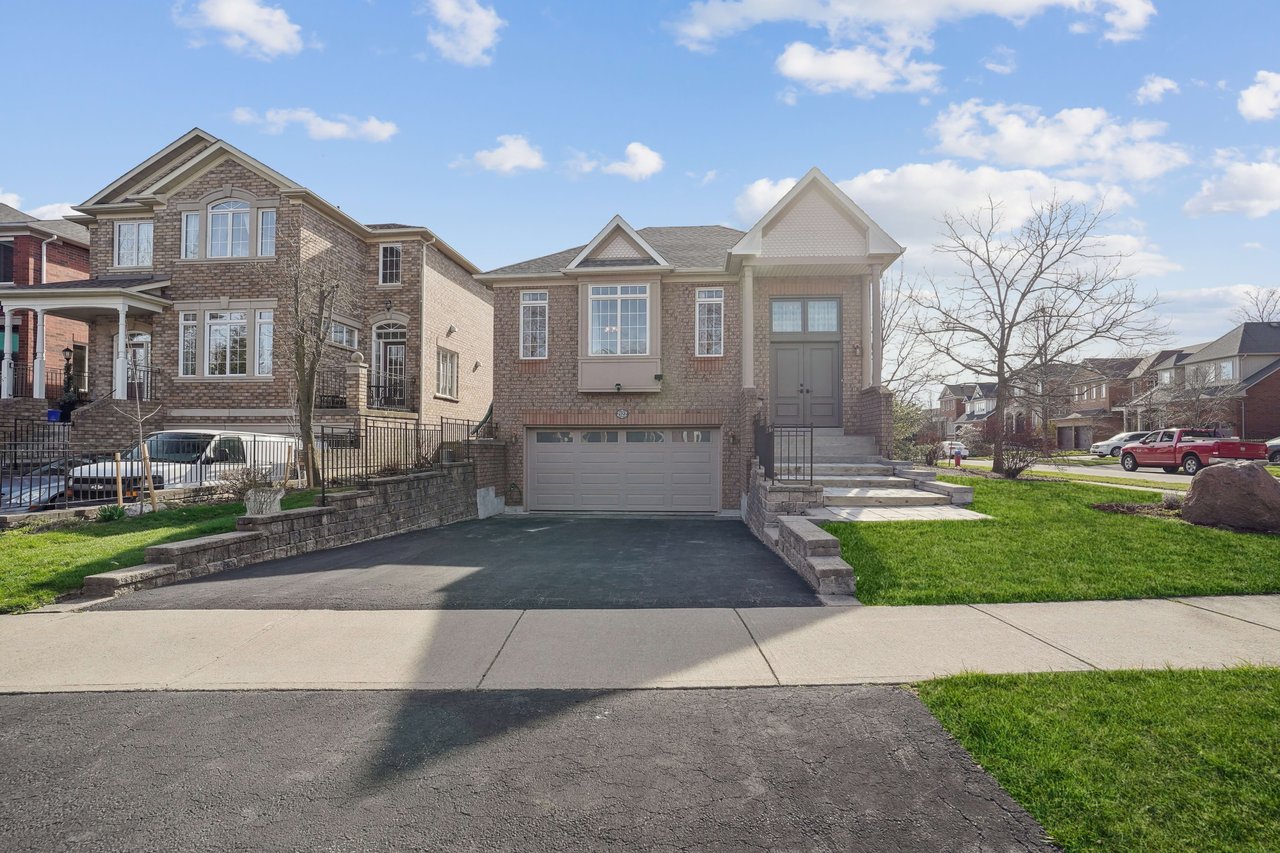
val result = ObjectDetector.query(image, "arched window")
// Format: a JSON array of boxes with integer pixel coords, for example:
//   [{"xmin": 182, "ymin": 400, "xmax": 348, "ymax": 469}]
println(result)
[{"xmin": 209, "ymin": 199, "xmax": 251, "ymax": 258}]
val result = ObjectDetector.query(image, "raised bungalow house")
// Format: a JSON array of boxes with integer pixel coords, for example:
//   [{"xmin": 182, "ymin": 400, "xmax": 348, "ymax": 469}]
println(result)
[
  {"xmin": 476, "ymin": 168, "xmax": 903, "ymax": 514},
  {"xmin": 1050, "ymin": 356, "xmax": 1143, "ymax": 449},
  {"xmin": 0, "ymin": 204, "xmax": 92, "ymax": 410},
  {"xmin": 0, "ymin": 129, "xmax": 492, "ymax": 449}
]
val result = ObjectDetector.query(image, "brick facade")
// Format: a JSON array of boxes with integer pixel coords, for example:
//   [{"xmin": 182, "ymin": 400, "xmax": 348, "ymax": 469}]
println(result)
[{"xmin": 1, "ymin": 231, "xmax": 91, "ymax": 382}]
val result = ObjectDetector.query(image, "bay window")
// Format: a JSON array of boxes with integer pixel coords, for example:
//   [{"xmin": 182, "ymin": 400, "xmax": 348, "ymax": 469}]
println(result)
[
  {"xmin": 520, "ymin": 291, "xmax": 548, "ymax": 359},
  {"xmin": 114, "ymin": 221, "xmax": 154, "ymax": 267},
  {"xmin": 589, "ymin": 284, "xmax": 648, "ymax": 356},
  {"xmin": 695, "ymin": 288, "xmax": 723, "ymax": 356}
]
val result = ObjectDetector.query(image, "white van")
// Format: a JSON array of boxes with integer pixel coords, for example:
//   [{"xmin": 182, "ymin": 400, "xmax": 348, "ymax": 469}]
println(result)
[{"xmin": 68, "ymin": 430, "xmax": 298, "ymax": 502}]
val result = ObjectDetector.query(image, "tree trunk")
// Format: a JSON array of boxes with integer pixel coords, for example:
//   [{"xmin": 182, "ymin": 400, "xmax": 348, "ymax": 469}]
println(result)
[{"xmin": 992, "ymin": 381, "xmax": 1008, "ymax": 474}]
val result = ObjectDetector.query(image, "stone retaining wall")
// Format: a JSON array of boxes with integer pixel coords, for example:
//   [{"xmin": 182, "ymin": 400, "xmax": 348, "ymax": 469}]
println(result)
[{"xmin": 82, "ymin": 463, "xmax": 478, "ymax": 598}]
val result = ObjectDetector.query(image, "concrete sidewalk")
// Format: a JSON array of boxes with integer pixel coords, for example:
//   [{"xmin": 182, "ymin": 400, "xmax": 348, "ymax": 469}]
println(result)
[{"xmin": 2, "ymin": 595, "xmax": 1277, "ymax": 692}]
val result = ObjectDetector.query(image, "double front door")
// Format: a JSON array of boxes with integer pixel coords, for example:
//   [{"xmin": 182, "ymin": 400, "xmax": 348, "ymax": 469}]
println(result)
[{"xmin": 771, "ymin": 342, "xmax": 840, "ymax": 427}]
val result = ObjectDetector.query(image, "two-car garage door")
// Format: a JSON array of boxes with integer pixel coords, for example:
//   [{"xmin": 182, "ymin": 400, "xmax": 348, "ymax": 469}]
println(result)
[{"xmin": 527, "ymin": 428, "xmax": 720, "ymax": 512}]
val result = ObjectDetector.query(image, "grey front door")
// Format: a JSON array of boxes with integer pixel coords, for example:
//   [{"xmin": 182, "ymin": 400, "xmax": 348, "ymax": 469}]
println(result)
[{"xmin": 771, "ymin": 342, "xmax": 841, "ymax": 427}]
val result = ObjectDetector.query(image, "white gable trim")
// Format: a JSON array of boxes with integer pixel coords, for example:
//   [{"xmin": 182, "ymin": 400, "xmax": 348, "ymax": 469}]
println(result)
[
  {"xmin": 566, "ymin": 215, "xmax": 669, "ymax": 269},
  {"xmin": 731, "ymin": 167, "xmax": 904, "ymax": 260},
  {"xmin": 141, "ymin": 141, "xmax": 303, "ymax": 198},
  {"xmin": 82, "ymin": 128, "xmax": 218, "ymax": 207}
]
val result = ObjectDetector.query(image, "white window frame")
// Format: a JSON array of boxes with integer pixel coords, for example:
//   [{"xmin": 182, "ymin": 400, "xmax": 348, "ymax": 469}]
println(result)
[
  {"xmin": 179, "ymin": 311, "xmax": 198, "ymax": 377},
  {"xmin": 589, "ymin": 283, "xmax": 649, "ymax": 356},
  {"xmin": 519, "ymin": 291, "xmax": 548, "ymax": 360},
  {"xmin": 695, "ymin": 288, "xmax": 724, "ymax": 357},
  {"xmin": 208, "ymin": 200, "xmax": 251, "ymax": 259},
  {"xmin": 114, "ymin": 220, "xmax": 154, "ymax": 267},
  {"xmin": 328, "ymin": 321, "xmax": 359, "ymax": 349},
  {"xmin": 181, "ymin": 212, "xmax": 200, "ymax": 260},
  {"xmin": 436, "ymin": 347, "xmax": 459, "ymax": 399},
  {"xmin": 1217, "ymin": 359, "xmax": 1235, "ymax": 382},
  {"xmin": 258, "ymin": 208, "xmax": 276, "ymax": 257},
  {"xmin": 380, "ymin": 244, "xmax": 402, "ymax": 285},
  {"xmin": 204, "ymin": 310, "xmax": 249, "ymax": 376},
  {"xmin": 255, "ymin": 310, "xmax": 274, "ymax": 376}
]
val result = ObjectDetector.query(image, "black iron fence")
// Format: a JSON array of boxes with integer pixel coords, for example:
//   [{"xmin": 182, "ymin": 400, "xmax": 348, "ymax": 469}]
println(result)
[
  {"xmin": 367, "ymin": 377, "xmax": 418, "ymax": 412},
  {"xmin": 316, "ymin": 416, "xmax": 496, "ymax": 494},
  {"xmin": 315, "ymin": 370, "xmax": 348, "ymax": 409},
  {"xmin": 10, "ymin": 364, "xmax": 86, "ymax": 402},
  {"xmin": 754, "ymin": 417, "xmax": 813, "ymax": 484}
]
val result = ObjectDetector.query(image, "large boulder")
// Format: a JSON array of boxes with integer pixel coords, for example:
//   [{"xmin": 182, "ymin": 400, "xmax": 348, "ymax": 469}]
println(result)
[{"xmin": 1182, "ymin": 461, "xmax": 1280, "ymax": 533}]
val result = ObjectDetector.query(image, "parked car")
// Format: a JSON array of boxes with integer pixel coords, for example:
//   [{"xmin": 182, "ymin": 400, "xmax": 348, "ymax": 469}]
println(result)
[
  {"xmin": 0, "ymin": 455, "xmax": 111, "ymax": 513},
  {"xmin": 1089, "ymin": 431, "xmax": 1152, "ymax": 457},
  {"xmin": 939, "ymin": 440, "xmax": 969, "ymax": 459},
  {"xmin": 1267, "ymin": 436, "xmax": 1280, "ymax": 465},
  {"xmin": 1119, "ymin": 428, "xmax": 1269, "ymax": 475},
  {"xmin": 67, "ymin": 431, "xmax": 297, "ymax": 502}
]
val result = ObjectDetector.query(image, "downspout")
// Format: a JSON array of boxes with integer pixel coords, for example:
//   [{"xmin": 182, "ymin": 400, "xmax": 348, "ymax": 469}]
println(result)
[{"xmin": 40, "ymin": 234, "xmax": 57, "ymax": 284}]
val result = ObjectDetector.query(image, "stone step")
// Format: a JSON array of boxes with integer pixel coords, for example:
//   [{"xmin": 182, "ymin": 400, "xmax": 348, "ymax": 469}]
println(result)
[
  {"xmin": 812, "ymin": 454, "xmax": 884, "ymax": 464},
  {"xmin": 813, "ymin": 475, "xmax": 918, "ymax": 489},
  {"xmin": 813, "ymin": 463, "xmax": 894, "ymax": 476},
  {"xmin": 822, "ymin": 487, "xmax": 951, "ymax": 507}
]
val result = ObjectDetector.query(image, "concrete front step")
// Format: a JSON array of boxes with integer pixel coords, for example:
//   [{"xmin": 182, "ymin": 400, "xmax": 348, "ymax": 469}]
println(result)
[
  {"xmin": 813, "ymin": 475, "xmax": 919, "ymax": 489},
  {"xmin": 813, "ymin": 463, "xmax": 894, "ymax": 476},
  {"xmin": 822, "ymin": 487, "xmax": 952, "ymax": 507}
]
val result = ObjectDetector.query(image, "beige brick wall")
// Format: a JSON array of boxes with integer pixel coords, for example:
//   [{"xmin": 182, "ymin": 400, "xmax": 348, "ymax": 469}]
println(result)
[{"xmin": 419, "ymin": 241, "xmax": 494, "ymax": 423}]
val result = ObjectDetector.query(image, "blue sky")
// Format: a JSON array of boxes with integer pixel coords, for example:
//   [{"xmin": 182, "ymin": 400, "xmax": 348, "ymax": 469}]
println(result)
[{"xmin": 2, "ymin": 1, "xmax": 1278, "ymax": 344}]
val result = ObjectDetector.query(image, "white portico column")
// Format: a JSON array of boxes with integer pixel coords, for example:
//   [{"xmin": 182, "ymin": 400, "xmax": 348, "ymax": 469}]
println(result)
[
  {"xmin": 31, "ymin": 309, "xmax": 46, "ymax": 399},
  {"xmin": 861, "ymin": 274, "xmax": 873, "ymax": 389},
  {"xmin": 113, "ymin": 305, "xmax": 128, "ymax": 400},
  {"xmin": 741, "ymin": 265, "xmax": 754, "ymax": 389},
  {"xmin": 871, "ymin": 264, "xmax": 883, "ymax": 388},
  {"xmin": 1, "ymin": 307, "xmax": 13, "ymax": 399}
]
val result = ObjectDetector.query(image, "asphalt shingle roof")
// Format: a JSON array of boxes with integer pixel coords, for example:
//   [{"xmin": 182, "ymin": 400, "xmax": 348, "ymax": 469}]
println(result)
[
  {"xmin": 0, "ymin": 203, "xmax": 90, "ymax": 245},
  {"xmin": 484, "ymin": 225, "xmax": 746, "ymax": 275},
  {"xmin": 1184, "ymin": 322, "xmax": 1280, "ymax": 363},
  {"xmin": 0, "ymin": 276, "xmax": 163, "ymax": 291}
]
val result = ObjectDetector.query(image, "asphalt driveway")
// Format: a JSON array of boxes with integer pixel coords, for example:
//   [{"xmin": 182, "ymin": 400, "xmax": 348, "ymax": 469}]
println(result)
[
  {"xmin": 95, "ymin": 515, "xmax": 821, "ymax": 610},
  {"xmin": 0, "ymin": 687, "xmax": 1052, "ymax": 851}
]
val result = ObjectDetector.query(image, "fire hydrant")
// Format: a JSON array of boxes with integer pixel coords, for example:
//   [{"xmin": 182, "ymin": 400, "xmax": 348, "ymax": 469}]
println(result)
[{"xmin": 953, "ymin": 450, "xmax": 963, "ymax": 468}]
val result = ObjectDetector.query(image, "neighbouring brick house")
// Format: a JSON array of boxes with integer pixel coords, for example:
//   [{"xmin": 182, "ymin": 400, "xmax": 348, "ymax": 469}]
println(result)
[
  {"xmin": 0, "ymin": 203, "xmax": 92, "ymax": 413},
  {"xmin": 0, "ymin": 128, "xmax": 492, "ymax": 449},
  {"xmin": 1050, "ymin": 356, "xmax": 1144, "ymax": 449},
  {"xmin": 1120, "ymin": 323, "xmax": 1280, "ymax": 439},
  {"xmin": 476, "ymin": 168, "xmax": 903, "ymax": 513},
  {"xmin": 936, "ymin": 382, "xmax": 997, "ymax": 439}
]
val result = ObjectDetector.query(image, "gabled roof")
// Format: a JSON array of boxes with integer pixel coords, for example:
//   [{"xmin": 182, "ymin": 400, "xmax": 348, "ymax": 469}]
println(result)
[
  {"xmin": 729, "ymin": 167, "xmax": 904, "ymax": 261},
  {"xmin": 1152, "ymin": 344, "xmax": 1207, "ymax": 371},
  {"xmin": 1072, "ymin": 357, "xmax": 1144, "ymax": 381},
  {"xmin": 81, "ymin": 128, "xmax": 218, "ymax": 207},
  {"xmin": 1184, "ymin": 322, "xmax": 1280, "ymax": 363},
  {"xmin": 567, "ymin": 215, "xmax": 669, "ymax": 270},
  {"xmin": 940, "ymin": 382, "xmax": 997, "ymax": 399},
  {"xmin": 483, "ymin": 225, "xmax": 745, "ymax": 277},
  {"xmin": 0, "ymin": 203, "xmax": 37, "ymax": 224},
  {"xmin": 0, "ymin": 203, "xmax": 89, "ymax": 247}
]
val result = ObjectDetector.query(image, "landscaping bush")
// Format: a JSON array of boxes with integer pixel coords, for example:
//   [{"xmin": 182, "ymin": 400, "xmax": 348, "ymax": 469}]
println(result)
[
  {"xmin": 96, "ymin": 505, "xmax": 126, "ymax": 523},
  {"xmin": 218, "ymin": 466, "xmax": 276, "ymax": 500}
]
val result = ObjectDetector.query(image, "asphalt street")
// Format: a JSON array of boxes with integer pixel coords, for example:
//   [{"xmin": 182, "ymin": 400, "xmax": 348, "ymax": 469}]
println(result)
[
  {"xmin": 0, "ymin": 687, "xmax": 1051, "ymax": 852},
  {"xmin": 93, "ymin": 515, "xmax": 821, "ymax": 611}
]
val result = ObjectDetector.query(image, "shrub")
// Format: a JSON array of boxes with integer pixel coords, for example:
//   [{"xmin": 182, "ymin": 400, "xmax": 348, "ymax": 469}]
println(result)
[
  {"xmin": 96, "ymin": 504, "xmax": 126, "ymax": 523},
  {"xmin": 1161, "ymin": 490, "xmax": 1184, "ymax": 510},
  {"xmin": 218, "ymin": 466, "xmax": 276, "ymax": 500},
  {"xmin": 999, "ymin": 439, "xmax": 1044, "ymax": 479}
]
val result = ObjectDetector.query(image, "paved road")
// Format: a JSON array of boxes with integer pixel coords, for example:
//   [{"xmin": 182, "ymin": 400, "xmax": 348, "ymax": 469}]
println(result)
[
  {"xmin": 94, "ymin": 515, "xmax": 820, "ymax": 611},
  {"xmin": 958, "ymin": 459, "xmax": 1191, "ymax": 486},
  {"xmin": 0, "ymin": 687, "xmax": 1052, "ymax": 852}
]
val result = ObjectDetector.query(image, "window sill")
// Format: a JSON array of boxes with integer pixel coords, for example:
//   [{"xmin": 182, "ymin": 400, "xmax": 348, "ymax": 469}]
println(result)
[
  {"xmin": 176, "ymin": 256, "xmax": 275, "ymax": 265},
  {"xmin": 108, "ymin": 265, "xmax": 153, "ymax": 273},
  {"xmin": 174, "ymin": 376, "xmax": 276, "ymax": 383},
  {"xmin": 433, "ymin": 394, "xmax": 459, "ymax": 403},
  {"xmin": 376, "ymin": 282, "xmax": 404, "ymax": 289}
]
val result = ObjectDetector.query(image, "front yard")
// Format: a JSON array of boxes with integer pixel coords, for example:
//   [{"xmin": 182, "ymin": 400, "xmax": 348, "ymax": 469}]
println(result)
[
  {"xmin": 0, "ymin": 491, "xmax": 317, "ymax": 614},
  {"xmin": 919, "ymin": 668, "xmax": 1280, "ymax": 852},
  {"xmin": 823, "ymin": 477, "xmax": 1280, "ymax": 605}
]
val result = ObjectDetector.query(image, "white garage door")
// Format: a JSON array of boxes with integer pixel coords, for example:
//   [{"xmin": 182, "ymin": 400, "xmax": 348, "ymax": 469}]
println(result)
[{"xmin": 527, "ymin": 428, "xmax": 720, "ymax": 512}]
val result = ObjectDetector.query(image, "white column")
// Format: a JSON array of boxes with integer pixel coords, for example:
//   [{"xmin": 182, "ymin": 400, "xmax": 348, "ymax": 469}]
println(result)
[
  {"xmin": 871, "ymin": 264, "xmax": 883, "ymax": 388},
  {"xmin": 1, "ymin": 307, "xmax": 12, "ymax": 399},
  {"xmin": 31, "ymin": 309, "xmax": 46, "ymax": 399},
  {"xmin": 861, "ymin": 274, "xmax": 873, "ymax": 389},
  {"xmin": 741, "ymin": 265, "xmax": 754, "ymax": 389},
  {"xmin": 113, "ymin": 305, "xmax": 128, "ymax": 400}
]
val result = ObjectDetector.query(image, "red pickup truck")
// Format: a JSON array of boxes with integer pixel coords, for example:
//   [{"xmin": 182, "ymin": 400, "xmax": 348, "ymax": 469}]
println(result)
[{"xmin": 1119, "ymin": 428, "xmax": 1269, "ymax": 475}]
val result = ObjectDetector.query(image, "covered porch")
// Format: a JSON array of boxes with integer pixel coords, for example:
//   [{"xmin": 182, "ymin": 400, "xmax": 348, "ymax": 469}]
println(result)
[{"xmin": 0, "ymin": 278, "xmax": 169, "ymax": 404}]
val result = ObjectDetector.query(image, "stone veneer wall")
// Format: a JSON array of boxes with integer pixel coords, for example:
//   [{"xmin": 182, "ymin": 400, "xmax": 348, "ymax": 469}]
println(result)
[{"xmin": 83, "ymin": 464, "xmax": 480, "ymax": 597}]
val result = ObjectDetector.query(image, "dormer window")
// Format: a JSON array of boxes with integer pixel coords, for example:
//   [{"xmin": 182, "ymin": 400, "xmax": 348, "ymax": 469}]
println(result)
[{"xmin": 208, "ymin": 200, "xmax": 251, "ymax": 258}]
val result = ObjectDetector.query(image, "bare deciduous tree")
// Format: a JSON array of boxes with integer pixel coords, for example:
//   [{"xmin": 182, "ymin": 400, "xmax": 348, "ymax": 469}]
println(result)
[
  {"xmin": 910, "ymin": 195, "xmax": 1166, "ymax": 472},
  {"xmin": 1232, "ymin": 287, "xmax": 1280, "ymax": 324},
  {"xmin": 880, "ymin": 266, "xmax": 945, "ymax": 405},
  {"xmin": 1146, "ymin": 365, "xmax": 1245, "ymax": 432}
]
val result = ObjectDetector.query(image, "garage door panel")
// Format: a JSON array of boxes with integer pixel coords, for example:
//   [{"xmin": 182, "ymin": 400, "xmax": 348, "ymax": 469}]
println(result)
[{"xmin": 528, "ymin": 428, "xmax": 719, "ymax": 512}]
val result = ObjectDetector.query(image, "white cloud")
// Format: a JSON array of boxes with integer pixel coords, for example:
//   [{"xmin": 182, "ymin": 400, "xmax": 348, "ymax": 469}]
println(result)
[
  {"xmin": 1160, "ymin": 284, "xmax": 1274, "ymax": 338},
  {"xmin": 27, "ymin": 202, "xmax": 77, "ymax": 220},
  {"xmin": 1238, "ymin": 70, "xmax": 1280, "ymax": 122},
  {"xmin": 565, "ymin": 150, "xmax": 599, "ymax": 177},
  {"xmin": 1093, "ymin": 232, "xmax": 1182, "ymax": 278},
  {"xmin": 776, "ymin": 41, "xmax": 941, "ymax": 96},
  {"xmin": 1242, "ymin": 241, "xmax": 1265, "ymax": 250},
  {"xmin": 424, "ymin": 0, "xmax": 506, "ymax": 67},
  {"xmin": 982, "ymin": 46, "xmax": 1016, "ymax": 75},
  {"xmin": 602, "ymin": 142, "xmax": 665, "ymax": 181},
  {"xmin": 461, "ymin": 134, "xmax": 546, "ymax": 174},
  {"xmin": 932, "ymin": 99, "xmax": 1191, "ymax": 182},
  {"xmin": 1135, "ymin": 74, "xmax": 1178, "ymax": 104},
  {"xmin": 778, "ymin": 88, "xmax": 798, "ymax": 106},
  {"xmin": 735, "ymin": 177, "xmax": 797, "ymax": 222},
  {"xmin": 0, "ymin": 189, "xmax": 22, "ymax": 209},
  {"xmin": 696, "ymin": 169, "xmax": 718, "ymax": 186},
  {"xmin": 1184, "ymin": 149, "xmax": 1280, "ymax": 218},
  {"xmin": 179, "ymin": 0, "xmax": 303, "ymax": 60},
  {"xmin": 232, "ymin": 107, "xmax": 398, "ymax": 142}
]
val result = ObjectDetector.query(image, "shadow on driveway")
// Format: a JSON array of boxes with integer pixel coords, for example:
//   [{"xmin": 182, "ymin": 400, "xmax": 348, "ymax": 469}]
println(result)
[{"xmin": 94, "ymin": 515, "xmax": 821, "ymax": 611}]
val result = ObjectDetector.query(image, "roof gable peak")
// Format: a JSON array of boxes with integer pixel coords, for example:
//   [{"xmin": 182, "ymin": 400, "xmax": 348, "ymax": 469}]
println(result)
[{"xmin": 567, "ymin": 215, "xmax": 670, "ymax": 270}]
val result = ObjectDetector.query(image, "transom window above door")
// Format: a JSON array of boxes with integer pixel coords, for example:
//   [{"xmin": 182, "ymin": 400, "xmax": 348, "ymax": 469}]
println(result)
[{"xmin": 770, "ymin": 298, "xmax": 839, "ymax": 334}]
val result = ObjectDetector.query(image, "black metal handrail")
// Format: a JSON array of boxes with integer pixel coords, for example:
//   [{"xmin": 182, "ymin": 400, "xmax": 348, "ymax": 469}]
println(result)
[
  {"xmin": 367, "ymin": 378, "xmax": 418, "ymax": 412},
  {"xmin": 315, "ymin": 370, "xmax": 348, "ymax": 409},
  {"xmin": 754, "ymin": 416, "xmax": 813, "ymax": 485}
]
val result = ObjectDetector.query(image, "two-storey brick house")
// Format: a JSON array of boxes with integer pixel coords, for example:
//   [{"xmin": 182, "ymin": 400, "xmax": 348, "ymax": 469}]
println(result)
[
  {"xmin": 477, "ymin": 169, "xmax": 903, "ymax": 513},
  {"xmin": 0, "ymin": 129, "xmax": 491, "ymax": 448},
  {"xmin": 0, "ymin": 203, "xmax": 92, "ymax": 412},
  {"xmin": 1050, "ymin": 356, "xmax": 1144, "ymax": 449}
]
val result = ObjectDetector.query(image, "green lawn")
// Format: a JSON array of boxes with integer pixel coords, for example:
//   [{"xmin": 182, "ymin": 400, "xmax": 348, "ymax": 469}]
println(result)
[
  {"xmin": 822, "ymin": 477, "xmax": 1280, "ymax": 605},
  {"xmin": 0, "ymin": 490, "xmax": 317, "ymax": 614},
  {"xmin": 918, "ymin": 669, "xmax": 1280, "ymax": 852}
]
